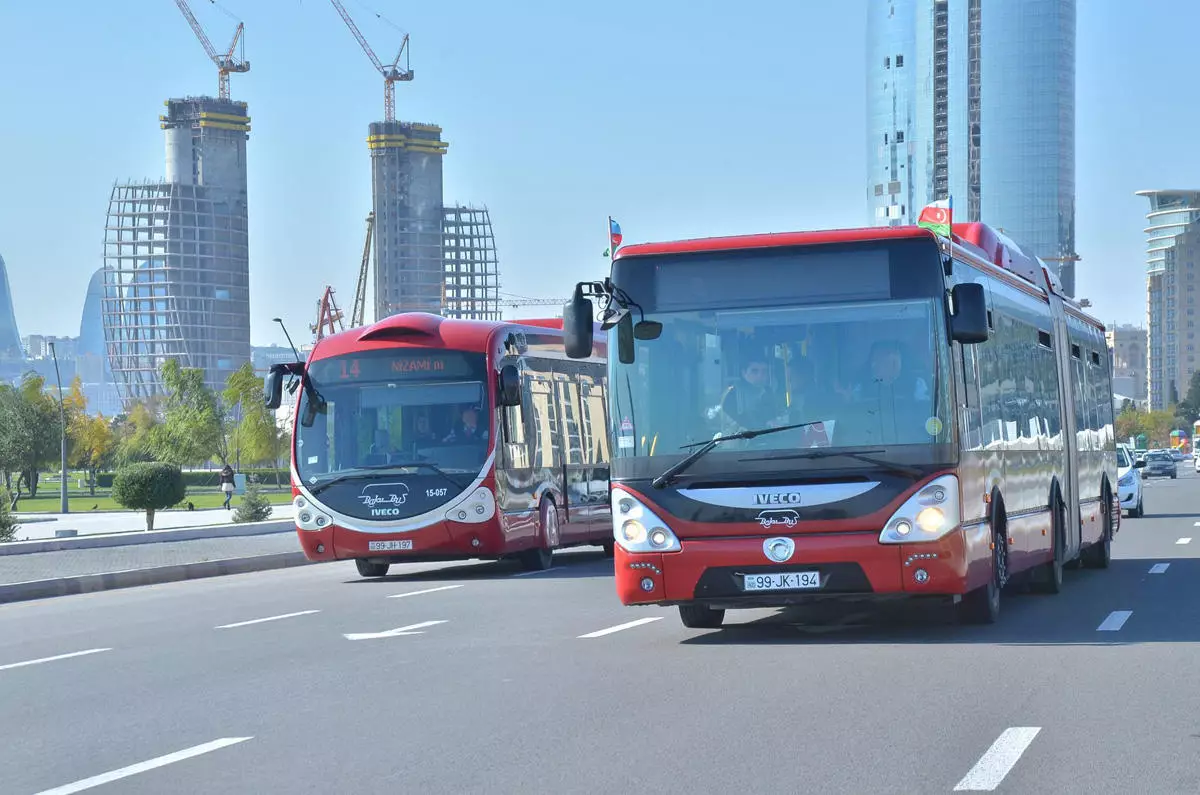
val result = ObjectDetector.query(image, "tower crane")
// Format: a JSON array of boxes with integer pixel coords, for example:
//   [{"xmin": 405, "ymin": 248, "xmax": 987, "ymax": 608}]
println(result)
[
  {"xmin": 312, "ymin": 286, "xmax": 346, "ymax": 341},
  {"xmin": 329, "ymin": 0, "xmax": 413, "ymax": 123},
  {"xmin": 351, "ymin": 211, "xmax": 376, "ymax": 328},
  {"xmin": 173, "ymin": 0, "xmax": 250, "ymax": 101}
]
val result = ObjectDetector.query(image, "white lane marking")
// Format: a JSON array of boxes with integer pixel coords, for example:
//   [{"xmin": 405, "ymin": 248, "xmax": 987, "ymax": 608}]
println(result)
[
  {"xmin": 32, "ymin": 736, "xmax": 253, "ymax": 795},
  {"xmin": 1097, "ymin": 610, "xmax": 1133, "ymax": 631},
  {"xmin": 1149, "ymin": 563, "xmax": 1171, "ymax": 574},
  {"xmin": 1177, "ymin": 537, "xmax": 1192, "ymax": 545},
  {"xmin": 0, "ymin": 648, "xmax": 112, "ymax": 672},
  {"xmin": 953, "ymin": 727, "xmax": 1042, "ymax": 791},
  {"xmin": 511, "ymin": 568, "xmax": 556, "ymax": 577},
  {"xmin": 215, "ymin": 610, "xmax": 320, "ymax": 629},
  {"xmin": 578, "ymin": 617, "xmax": 663, "ymax": 638},
  {"xmin": 344, "ymin": 620, "xmax": 447, "ymax": 640},
  {"xmin": 1193, "ymin": 521, "xmax": 1200, "ymax": 526},
  {"xmin": 387, "ymin": 585, "xmax": 464, "ymax": 599}
]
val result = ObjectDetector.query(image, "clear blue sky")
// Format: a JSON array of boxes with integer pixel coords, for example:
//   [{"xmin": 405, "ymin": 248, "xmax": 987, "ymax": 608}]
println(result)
[{"xmin": 0, "ymin": 0, "xmax": 1194, "ymax": 346}]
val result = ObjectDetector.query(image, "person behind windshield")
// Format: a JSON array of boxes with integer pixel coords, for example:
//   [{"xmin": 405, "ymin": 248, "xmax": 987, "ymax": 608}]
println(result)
[
  {"xmin": 444, "ymin": 406, "xmax": 489, "ymax": 443},
  {"xmin": 844, "ymin": 339, "xmax": 930, "ymax": 401},
  {"xmin": 721, "ymin": 356, "xmax": 786, "ymax": 432},
  {"xmin": 411, "ymin": 414, "xmax": 439, "ymax": 446}
]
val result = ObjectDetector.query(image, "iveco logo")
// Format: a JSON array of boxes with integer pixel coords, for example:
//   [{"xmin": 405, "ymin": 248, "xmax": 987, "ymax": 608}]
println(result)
[
  {"xmin": 763, "ymin": 537, "xmax": 795, "ymax": 563},
  {"xmin": 755, "ymin": 492, "xmax": 802, "ymax": 506}
]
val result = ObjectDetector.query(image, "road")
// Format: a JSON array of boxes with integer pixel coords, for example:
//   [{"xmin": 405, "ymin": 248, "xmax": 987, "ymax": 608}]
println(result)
[{"xmin": 3, "ymin": 468, "xmax": 1200, "ymax": 794}]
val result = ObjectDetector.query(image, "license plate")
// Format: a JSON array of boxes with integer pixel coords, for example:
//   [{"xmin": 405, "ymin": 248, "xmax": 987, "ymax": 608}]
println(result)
[
  {"xmin": 742, "ymin": 571, "xmax": 820, "ymax": 591},
  {"xmin": 368, "ymin": 540, "xmax": 413, "ymax": 552}
]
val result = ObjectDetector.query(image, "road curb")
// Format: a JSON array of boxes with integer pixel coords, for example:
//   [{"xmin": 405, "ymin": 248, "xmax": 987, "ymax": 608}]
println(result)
[
  {"xmin": 0, "ymin": 551, "xmax": 317, "ymax": 604},
  {"xmin": 0, "ymin": 520, "xmax": 295, "ymax": 556}
]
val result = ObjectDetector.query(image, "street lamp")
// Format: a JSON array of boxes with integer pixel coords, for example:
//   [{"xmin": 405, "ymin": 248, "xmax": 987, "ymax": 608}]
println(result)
[
  {"xmin": 272, "ymin": 317, "xmax": 301, "ymax": 360},
  {"xmin": 47, "ymin": 341, "xmax": 68, "ymax": 514}
]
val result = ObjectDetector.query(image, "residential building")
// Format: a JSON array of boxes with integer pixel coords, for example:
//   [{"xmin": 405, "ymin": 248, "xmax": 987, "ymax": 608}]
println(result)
[
  {"xmin": 867, "ymin": 0, "xmax": 1078, "ymax": 295},
  {"xmin": 1106, "ymin": 324, "xmax": 1147, "ymax": 403},
  {"xmin": 1138, "ymin": 190, "xmax": 1200, "ymax": 410}
]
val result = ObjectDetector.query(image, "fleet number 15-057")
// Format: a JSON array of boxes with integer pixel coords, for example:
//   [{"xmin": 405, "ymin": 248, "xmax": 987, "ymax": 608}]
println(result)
[{"xmin": 426, "ymin": 488, "xmax": 449, "ymax": 498}]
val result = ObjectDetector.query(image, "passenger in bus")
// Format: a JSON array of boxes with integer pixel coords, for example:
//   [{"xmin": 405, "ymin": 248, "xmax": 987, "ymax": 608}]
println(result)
[
  {"xmin": 444, "ymin": 406, "xmax": 489, "ymax": 443},
  {"xmin": 410, "ymin": 414, "xmax": 439, "ymax": 446},
  {"xmin": 843, "ymin": 339, "xmax": 930, "ymax": 402}
]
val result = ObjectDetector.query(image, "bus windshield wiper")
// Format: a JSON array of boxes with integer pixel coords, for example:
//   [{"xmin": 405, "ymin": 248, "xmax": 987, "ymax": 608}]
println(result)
[
  {"xmin": 740, "ymin": 448, "xmax": 922, "ymax": 478},
  {"xmin": 651, "ymin": 422, "xmax": 824, "ymax": 489},
  {"xmin": 309, "ymin": 462, "xmax": 467, "ymax": 496}
]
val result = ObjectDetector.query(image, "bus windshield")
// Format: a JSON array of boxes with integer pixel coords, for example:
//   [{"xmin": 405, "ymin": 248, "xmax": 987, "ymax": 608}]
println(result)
[
  {"xmin": 294, "ymin": 348, "xmax": 492, "ymax": 520},
  {"xmin": 611, "ymin": 298, "xmax": 955, "ymax": 477}
]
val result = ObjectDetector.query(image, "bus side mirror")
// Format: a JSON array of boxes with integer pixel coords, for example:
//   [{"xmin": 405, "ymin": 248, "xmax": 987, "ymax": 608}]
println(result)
[
  {"xmin": 634, "ymin": 320, "xmax": 663, "ymax": 340},
  {"xmin": 497, "ymin": 365, "xmax": 521, "ymax": 407},
  {"xmin": 264, "ymin": 366, "xmax": 285, "ymax": 410},
  {"xmin": 616, "ymin": 314, "xmax": 635, "ymax": 364},
  {"xmin": 950, "ymin": 282, "xmax": 989, "ymax": 344},
  {"xmin": 563, "ymin": 289, "xmax": 595, "ymax": 359}
]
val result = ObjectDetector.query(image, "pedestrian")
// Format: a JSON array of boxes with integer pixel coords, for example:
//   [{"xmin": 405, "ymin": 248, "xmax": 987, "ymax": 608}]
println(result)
[{"xmin": 220, "ymin": 464, "xmax": 235, "ymax": 510}]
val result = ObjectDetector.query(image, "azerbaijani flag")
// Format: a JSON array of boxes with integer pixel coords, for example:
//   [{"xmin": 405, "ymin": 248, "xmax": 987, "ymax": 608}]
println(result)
[
  {"xmin": 917, "ymin": 198, "xmax": 953, "ymax": 238},
  {"xmin": 609, "ymin": 217, "xmax": 623, "ymax": 251}
]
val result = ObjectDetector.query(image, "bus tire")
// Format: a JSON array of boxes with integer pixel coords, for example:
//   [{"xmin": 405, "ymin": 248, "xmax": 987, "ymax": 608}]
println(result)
[
  {"xmin": 1031, "ymin": 494, "xmax": 1065, "ymax": 594},
  {"xmin": 679, "ymin": 604, "xmax": 725, "ymax": 629},
  {"xmin": 1082, "ymin": 488, "xmax": 1113, "ymax": 570},
  {"xmin": 355, "ymin": 559, "xmax": 390, "ymax": 578},
  {"xmin": 959, "ymin": 512, "xmax": 1005, "ymax": 625},
  {"xmin": 519, "ymin": 500, "xmax": 557, "ymax": 572}
]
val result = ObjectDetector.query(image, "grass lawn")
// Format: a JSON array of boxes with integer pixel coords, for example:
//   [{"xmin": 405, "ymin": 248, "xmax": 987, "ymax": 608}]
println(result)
[{"xmin": 14, "ymin": 489, "xmax": 293, "ymax": 514}]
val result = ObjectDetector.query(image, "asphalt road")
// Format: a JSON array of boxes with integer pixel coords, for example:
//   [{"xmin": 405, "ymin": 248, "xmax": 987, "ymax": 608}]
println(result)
[{"xmin": 4, "ymin": 467, "xmax": 1200, "ymax": 794}]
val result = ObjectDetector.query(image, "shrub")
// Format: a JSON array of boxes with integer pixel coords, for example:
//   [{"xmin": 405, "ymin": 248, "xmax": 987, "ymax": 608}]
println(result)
[
  {"xmin": 112, "ymin": 463, "xmax": 187, "ymax": 532},
  {"xmin": 233, "ymin": 479, "xmax": 273, "ymax": 523},
  {"xmin": 0, "ymin": 490, "xmax": 18, "ymax": 542}
]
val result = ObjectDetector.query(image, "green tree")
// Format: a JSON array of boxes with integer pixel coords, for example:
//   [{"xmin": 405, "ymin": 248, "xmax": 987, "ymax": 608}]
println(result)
[
  {"xmin": 114, "ymin": 400, "xmax": 160, "ymax": 466},
  {"xmin": 71, "ymin": 414, "xmax": 115, "ymax": 497},
  {"xmin": 0, "ymin": 375, "xmax": 61, "ymax": 500},
  {"xmin": 233, "ymin": 478, "xmax": 273, "ymax": 522},
  {"xmin": 111, "ymin": 462, "xmax": 186, "ymax": 532},
  {"xmin": 0, "ymin": 488, "xmax": 18, "ymax": 542},
  {"xmin": 151, "ymin": 359, "xmax": 223, "ymax": 466},
  {"xmin": 223, "ymin": 362, "xmax": 278, "ymax": 470}
]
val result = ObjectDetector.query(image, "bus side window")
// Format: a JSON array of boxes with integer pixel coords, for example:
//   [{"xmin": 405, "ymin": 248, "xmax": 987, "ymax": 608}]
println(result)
[
  {"xmin": 528, "ymin": 377, "xmax": 557, "ymax": 468},
  {"xmin": 502, "ymin": 393, "xmax": 530, "ymax": 469},
  {"xmin": 555, "ymin": 379, "xmax": 584, "ymax": 466},
  {"xmin": 582, "ymin": 377, "xmax": 610, "ymax": 465}
]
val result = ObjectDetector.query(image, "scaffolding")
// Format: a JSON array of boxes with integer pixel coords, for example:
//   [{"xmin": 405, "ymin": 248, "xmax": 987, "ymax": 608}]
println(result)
[{"xmin": 442, "ymin": 205, "xmax": 501, "ymax": 321}]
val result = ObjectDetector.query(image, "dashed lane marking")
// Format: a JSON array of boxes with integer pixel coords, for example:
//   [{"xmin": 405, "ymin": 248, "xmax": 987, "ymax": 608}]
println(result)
[
  {"xmin": 1097, "ymin": 610, "xmax": 1133, "ymax": 632},
  {"xmin": 578, "ymin": 617, "xmax": 663, "ymax": 638},
  {"xmin": 0, "ymin": 648, "xmax": 111, "ymax": 672},
  {"xmin": 344, "ymin": 620, "xmax": 447, "ymax": 640},
  {"xmin": 388, "ymin": 585, "xmax": 464, "ymax": 599},
  {"xmin": 1177, "ymin": 537, "xmax": 1192, "ymax": 545},
  {"xmin": 32, "ymin": 737, "xmax": 253, "ymax": 795},
  {"xmin": 1149, "ymin": 563, "xmax": 1170, "ymax": 574},
  {"xmin": 215, "ymin": 610, "xmax": 320, "ymax": 629},
  {"xmin": 953, "ymin": 727, "xmax": 1042, "ymax": 791}
]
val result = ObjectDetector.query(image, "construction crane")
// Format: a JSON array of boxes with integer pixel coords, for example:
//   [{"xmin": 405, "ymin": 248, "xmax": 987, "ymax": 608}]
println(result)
[
  {"xmin": 498, "ymin": 295, "xmax": 569, "ymax": 317},
  {"xmin": 330, "ymin": 0, "xmax": 413, "ymax": 123},
  {"xmin": 351, "ymin": 211, "xmax": 376, "ymax": 328},
  {"xmin": 173, "ymin": 0, "xmax": 250, "ymax": 101},
  {"xmin": 312, "ymin": 286, "xmax": 346, "ymax": 341}
]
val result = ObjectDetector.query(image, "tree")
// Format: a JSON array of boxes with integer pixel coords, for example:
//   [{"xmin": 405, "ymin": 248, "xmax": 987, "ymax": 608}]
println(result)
[
  {"xmin": 114, "ymin": 400, "xmax": 160, "ymax": 466},
  {"xmin": 0, "ymin": 489, "xmax": 17, "ymax": 542},
  {"xmin": 0, "ymin": 375, "xmax": 60, "ymax": 500},
  {"xmin": 151, "ymin": 359, "xmax": 223, "ymax": 466},
  {"xmin": 111, "ymin": 462, "xmax": 186, "ymax": 532},
  {"xmin": 223, "ymin": 362, "xmax": 277, "ymax": 469},
  {"xmin": 71, "ymin": 415, "xmax": 115, "ymax": 496},
  {"xmin": 233, "ymin": 478, "xmax": 273, "ymax": 522}
]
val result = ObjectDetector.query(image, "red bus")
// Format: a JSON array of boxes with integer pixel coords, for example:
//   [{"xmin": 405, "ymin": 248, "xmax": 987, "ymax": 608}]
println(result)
[
  {"xmin": 561, "ymin": 221, "xmax": 1118, "ymax": 627},
  {"xmin": 266, "ymin": 312, "xmax": 612, "ymax": 577}
]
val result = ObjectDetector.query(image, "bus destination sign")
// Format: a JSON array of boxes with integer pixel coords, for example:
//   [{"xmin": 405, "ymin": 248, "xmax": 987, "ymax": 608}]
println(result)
[{"xmin": 308, "ymin": 350, "xmax": 479, "ymax": 384}]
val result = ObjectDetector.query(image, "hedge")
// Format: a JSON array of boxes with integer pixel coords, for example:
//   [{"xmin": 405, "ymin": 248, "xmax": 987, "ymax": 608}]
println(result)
[{"xmin": 93, "ymin": 467, "xmax": 290, "ymax": 489}]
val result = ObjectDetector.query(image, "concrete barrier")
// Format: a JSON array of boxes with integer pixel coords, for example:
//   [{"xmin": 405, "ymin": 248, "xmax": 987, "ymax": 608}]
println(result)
[{"xmin": 0, "ymin": 520, "xmax": 295, "ymax": 556}]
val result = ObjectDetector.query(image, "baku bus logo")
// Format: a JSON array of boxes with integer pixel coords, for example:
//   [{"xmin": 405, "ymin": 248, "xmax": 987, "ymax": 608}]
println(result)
[
  {"xmin": 359, "ymin": 483, "xmax": 410, "ymax": 517},
  {"xmin": 756, "ymin": 509, "xmax": 800, "ymax": 530}
]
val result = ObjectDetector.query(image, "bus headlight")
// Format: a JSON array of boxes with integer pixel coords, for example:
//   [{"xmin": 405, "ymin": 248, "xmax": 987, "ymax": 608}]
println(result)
[
  {"xmin": 445, "ymin": 487, "xmax": 495, "ymax": 524},
  {"xmin": 294, "ymin": 495, "xmax": 332, "ymax": 532},
  {"xmin": 879, "ymin": 475, "xmax": 961, "ymax": 544},
  {"xmin": 612, "ymin": 488, "xmax": 681, "ymax": 553}
]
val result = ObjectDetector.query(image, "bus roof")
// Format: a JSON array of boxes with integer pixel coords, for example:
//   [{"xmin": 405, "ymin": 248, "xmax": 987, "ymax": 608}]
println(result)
[
  {"xmin": 309, "ymin": 313, "xmax": 567, "ymax": 359},
  {"xmin": 613, "ymin": 222, "xmax": 1105, "ymax": 332}
]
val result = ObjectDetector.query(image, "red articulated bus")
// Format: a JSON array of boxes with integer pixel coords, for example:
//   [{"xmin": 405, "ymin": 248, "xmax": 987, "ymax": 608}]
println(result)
[
  {"xmin": 266, "ymin": 312, "xmax": 612, "ymax": 577},
  {"xmin": 560, "ymin": 221, "xmax": 1117, "ymax": 627}
]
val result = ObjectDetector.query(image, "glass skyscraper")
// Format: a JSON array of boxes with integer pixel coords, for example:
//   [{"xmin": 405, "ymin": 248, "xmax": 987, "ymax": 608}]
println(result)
[{"xmin": 867, "ymin": 0, "xmax": 1077, "ymax": 295}]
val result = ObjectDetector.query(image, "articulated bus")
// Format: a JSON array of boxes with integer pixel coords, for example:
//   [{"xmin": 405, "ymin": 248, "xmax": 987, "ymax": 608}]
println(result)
[
  {"xmin": 266, "ymin": 313, "xmax": 612, "ymax": 577},
  {"xmin": 561, "ymin": 221, "xmax": 1117, "ymax": 627}
]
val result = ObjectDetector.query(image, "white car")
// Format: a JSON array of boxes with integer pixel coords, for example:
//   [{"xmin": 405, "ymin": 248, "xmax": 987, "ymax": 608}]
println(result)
[{"xmin": 1117, "ymin": 445, "xmax": 1144, "ymax": 518}]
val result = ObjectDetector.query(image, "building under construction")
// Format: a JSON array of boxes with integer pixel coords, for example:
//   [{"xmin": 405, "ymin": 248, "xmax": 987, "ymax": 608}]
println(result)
[
  {"xmin": 102, "ymin": 96, "xmax": 252, "ymax": 404},
  {"xmin": 442, "ymin": 204, "xmax": 500, "ymax": 320}
]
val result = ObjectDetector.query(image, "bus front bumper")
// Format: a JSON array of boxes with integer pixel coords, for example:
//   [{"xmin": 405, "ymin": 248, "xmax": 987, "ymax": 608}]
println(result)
[
  {"xmin": 295, "ymin": 520, "xmax": 506, "ymax": 563},
  {"xmin": 614, "ymin": 529, "xmax": 982, "ymax": 608}
]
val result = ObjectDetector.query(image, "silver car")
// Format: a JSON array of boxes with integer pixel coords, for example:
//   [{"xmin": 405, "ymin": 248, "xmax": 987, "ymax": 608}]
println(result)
[{"xmin": 1143, "ymin": 451, "xmax": 1177, "ymax": 479}]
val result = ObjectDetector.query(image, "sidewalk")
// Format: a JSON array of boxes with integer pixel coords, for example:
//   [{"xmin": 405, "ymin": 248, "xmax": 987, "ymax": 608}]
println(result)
[{"xmin": 12, "ymin": 505, "xmax": 285, "ymax": 541}]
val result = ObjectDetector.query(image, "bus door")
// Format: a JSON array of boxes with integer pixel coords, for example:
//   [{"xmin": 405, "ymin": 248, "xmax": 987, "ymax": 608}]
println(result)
[
  {"xmin": 576, "ymin": 373, "xmax": 612, "ymax": 538},
  {"xmin": 553, "ymin": 374, "xmax": 594, "ymax": 542}
]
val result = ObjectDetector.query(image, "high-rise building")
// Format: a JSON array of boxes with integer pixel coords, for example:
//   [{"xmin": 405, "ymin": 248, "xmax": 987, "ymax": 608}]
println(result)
[
  {"xmin": 442, "ymin": 205, "xmax": 501, "ymax": 321},
  {"xmin": 1106, "ymin": 324, "xmax": 1148, "ymax": 404},
  {"xmin": 0, "ymin": 253, "xmax": 24, "ymax": 365},
  {"xmin": 369, "ymin": 121, "xmax": 448, "ymax": 320},
  {"xmin": 1138, "ymin": 190, "xmax": 1200, "ymax": 410},
  {"xmin": 78, "ymin": 268, "xmax": 123, "ymax": 416},
  {"xmin": 867, "ymin": 0, "xmax": 1078, "ymax": 295},
  {"xmin": 102, "ymin": 97, "xmax": 251, "ymax": 405}
]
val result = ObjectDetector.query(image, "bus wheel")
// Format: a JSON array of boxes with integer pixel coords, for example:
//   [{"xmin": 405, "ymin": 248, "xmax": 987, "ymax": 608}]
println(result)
[
  {"xmin": 679, "ymin": 604, "xmax": 725, "ymax": 629},
  {"xmin": 1031, "ymin": 497, "xmax": 1065, "ymax": 594},
  {"xmin": 959, "ymin": 524, "xmax": 1004, "ymax": 625},
  {"xmin": 355, "ymin": 559, "xmax": 390, "ymax": 578},
  {"xmin": 1082, "ymin": 490, "xmax": 1113, "ymax": 569},
  {"xmin": 519, "ymin": 500, "xmax": 557, "ymax": 572}
]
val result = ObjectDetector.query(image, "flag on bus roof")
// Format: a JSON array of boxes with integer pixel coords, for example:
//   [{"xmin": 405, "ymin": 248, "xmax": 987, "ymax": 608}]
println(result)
[
  {"xmin": 609, "ymin": 217, "xmax": 623, "ymax": 252},
  {"xmin": 917, "ymin": 197, "xmax": 953, "ymax": 238}
]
